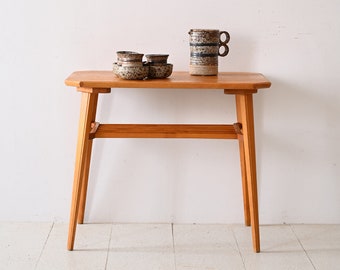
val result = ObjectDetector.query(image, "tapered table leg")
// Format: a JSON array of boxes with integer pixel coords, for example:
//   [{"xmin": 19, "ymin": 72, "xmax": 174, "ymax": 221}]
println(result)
[
  {"xmin": 235, "ymin": 96, "xmax": 251, "ymax": 227},
  {"xmin": 77, "ymin": 139, "xmax": 94, "ymax": 224},
  {"xmin": 67, "ymin": 92, "xmax": 99, "ymax": 250},
  {"xmin": 78, "ymin": 97, "xmax": 99, "ymax": 224},
  {"xmin": 236, "ymin": 93, "xmax": 260, "ymax": 253}
]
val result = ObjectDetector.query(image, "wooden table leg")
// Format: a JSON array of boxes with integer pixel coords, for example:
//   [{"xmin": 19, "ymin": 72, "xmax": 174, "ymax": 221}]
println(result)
[
  {"xmin": 77, "ymin": 139, "xmax": 94, "ymax": 224},
  {"xmin": 78, "ymin": 100, "xmax": 99, "ymax": 224},
  {"xmin": 67, "ymin": 92, "xmax": 99, "ymax": 251},
  {"xmin": 236, "ymin": 93, "xmax": 260, "ymax": 253},
  {"xmin": 235, "ymin": 97, "xmax": 251, "ymax": 227}
]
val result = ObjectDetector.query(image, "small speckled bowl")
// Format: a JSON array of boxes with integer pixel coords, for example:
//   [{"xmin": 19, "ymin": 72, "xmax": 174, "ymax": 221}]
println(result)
[
  {"xmin": 145, "ymin": 54, "xmax": 169, "ymax": 66},
  {"xmin": 148, "ymin": 63, "xmax": 173, "ymax": 79},
  {"xmin": 113, "ymin": 63, "xmax": 149, "ymax": 80}
]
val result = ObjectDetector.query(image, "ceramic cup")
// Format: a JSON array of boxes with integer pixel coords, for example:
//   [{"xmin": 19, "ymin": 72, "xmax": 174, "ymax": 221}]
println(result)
[
  {"xmin": 116, "ymin": 51, "xmax": 144, "ymax": 67},
  {"xmin": 188, "ymin": 29, "xmax": 230, "ymax": 75},
  {"xmin": 145, "ymin": 54, "xmax": 169, "ymax": 66}
]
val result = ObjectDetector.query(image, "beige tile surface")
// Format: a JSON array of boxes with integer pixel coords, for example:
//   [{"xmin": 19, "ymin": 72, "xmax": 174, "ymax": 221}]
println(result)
[
  {"xmin": 292, "ymin": 224, "xmax": 340, "ymax": 270},
  {"xmin": 174, "ymin": 224, "xmax": 245, "ymax": 270},
  {"xmin": 1, "ymin": 222, "xmax": 339, "ymax": 270},
  {"xmin": 233, "ymin": 225, "xmax": 315, "ymax": 270},
  {"xmin": 0, "ymin": 222, "xmax": 52, "ymax": 270},
  {"xmin": 106, "ymin": 224, "xmax": 175, "ymax": 270},
  {"xmin": 36, "ymin": 223, "xmax": 111, "ymax": 270}
]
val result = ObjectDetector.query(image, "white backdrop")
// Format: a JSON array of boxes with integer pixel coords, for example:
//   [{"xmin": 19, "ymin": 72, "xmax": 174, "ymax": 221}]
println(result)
[{"xmin": 0, "ymin": 0, "xmax": 339, "ymax": 224}]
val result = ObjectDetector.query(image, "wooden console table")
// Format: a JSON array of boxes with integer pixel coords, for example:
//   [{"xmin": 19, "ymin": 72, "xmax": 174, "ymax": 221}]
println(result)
[{"xmin": 65, "ymin": 71, "xmax": 271, "ymax": 253}]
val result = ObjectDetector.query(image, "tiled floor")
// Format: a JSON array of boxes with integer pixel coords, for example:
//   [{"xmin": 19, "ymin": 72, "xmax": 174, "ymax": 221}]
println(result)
[{"xmin": 0, "ymin": 223, "xmax": 339, "ymax": 270}]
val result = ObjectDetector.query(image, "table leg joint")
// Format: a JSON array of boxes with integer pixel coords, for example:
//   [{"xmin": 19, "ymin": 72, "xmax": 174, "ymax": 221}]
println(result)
[
  {"xmin": 89, "ymin": 122, "xmax": 100, "ymax": 139},
  {"xmin": 233, "ymin": 122, "xmax": 243, "ymax": 136}
]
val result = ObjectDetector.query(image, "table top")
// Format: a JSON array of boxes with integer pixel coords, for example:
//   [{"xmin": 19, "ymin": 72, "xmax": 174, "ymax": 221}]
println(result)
[{"xmin": 65, "ymin": 71, "xmax": 271, "ymax": 90}]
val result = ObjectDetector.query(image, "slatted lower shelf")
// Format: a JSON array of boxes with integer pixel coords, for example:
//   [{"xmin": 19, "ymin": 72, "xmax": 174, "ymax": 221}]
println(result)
[{"xmin": 89, "ymin": 124, "xmax": 239, "ymax": 139}]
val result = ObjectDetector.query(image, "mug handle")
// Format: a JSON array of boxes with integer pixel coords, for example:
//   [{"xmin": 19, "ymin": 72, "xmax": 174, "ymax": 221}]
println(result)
[
  {"xmin": 218, "ymin": 44, "xmax": 229, "ymax": 57},
  {"xmin": 219, "ymin": 31, "xmax": 230, "ymax": 44},
  {"xmin": 218, "ymin": 31, "xmax": 230, "ymax": 57}
]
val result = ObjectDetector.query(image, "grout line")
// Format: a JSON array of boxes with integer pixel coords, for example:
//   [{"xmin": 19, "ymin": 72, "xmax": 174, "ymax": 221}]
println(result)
[
  {"xmin": 231, "ymin": 225, "xmax": 247, "ymax": 270},
  {"xmin": 104, "ymin": 223, "xmax": 114, "ymax": 270},
  {"xmin": 290, "ymin": 225, "xmax": 317, "ymax": 270},
  {"xmin": 34, "ymin": 222, "xmax": 54, "ymax": 270},
  {"xmin": 171, "ymin": 223, "xmax": 177, "ymax": 270}
]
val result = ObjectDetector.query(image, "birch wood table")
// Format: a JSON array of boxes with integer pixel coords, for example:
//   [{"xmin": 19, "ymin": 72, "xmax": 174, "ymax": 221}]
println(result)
[{"xmin": 65, "ymin": 71, "xmax": 271, "ymax": 252}]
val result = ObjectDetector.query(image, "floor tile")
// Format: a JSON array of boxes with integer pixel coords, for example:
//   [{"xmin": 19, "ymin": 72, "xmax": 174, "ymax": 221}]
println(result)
[
  {"xmin": 0, "ymin": 222, "xmax": 52, "ymax": 270},
  {"xmin": 35, "ymin": 223, "xmax": 111, "ymax": 270},
  {"xmin": 292, "ymin": 224, "xmax": 340, "ymax": 270},
  {"xmin": 2, "ymin": 222, "xmax": 339, "ymax": 270},
  {"xmin": 233, "ymin": 225, "xmax": 315, "ymax": 270},
  {"xmin": 174, "ymin": 224, "xmax": 245, "ymax": 270},
  {"xmin": 106, "ymin": 224, "xmax": 175, "ymax": 270}
]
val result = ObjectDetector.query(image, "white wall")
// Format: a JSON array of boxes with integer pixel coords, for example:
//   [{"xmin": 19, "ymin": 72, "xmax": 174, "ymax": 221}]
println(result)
[{"xmin": 0, "ymin": 0, "xmax": 339, "ymax": 224}]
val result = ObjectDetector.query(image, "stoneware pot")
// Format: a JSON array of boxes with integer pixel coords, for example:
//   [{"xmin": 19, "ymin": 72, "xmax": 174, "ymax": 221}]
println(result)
[
  {"xmin": 113, "ymin": 63, "xmax": 149, "ymax": 80},
  {"xmin": 148, "ymin": 64, "xmax": 173, "ymax": 79},
  {"xmin": 145, "ymin": 54, "xmax": 169, "ymax": 66},
  {"xmin": 116, "ymin": 51, "xmax": 144, "ymax": 67}
]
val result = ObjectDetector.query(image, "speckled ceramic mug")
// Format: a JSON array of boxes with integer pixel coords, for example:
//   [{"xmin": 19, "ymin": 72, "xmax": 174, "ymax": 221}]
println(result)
[{"xmin": 189, "ymin": 29, "xmax": 230, "ymax": 75}]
